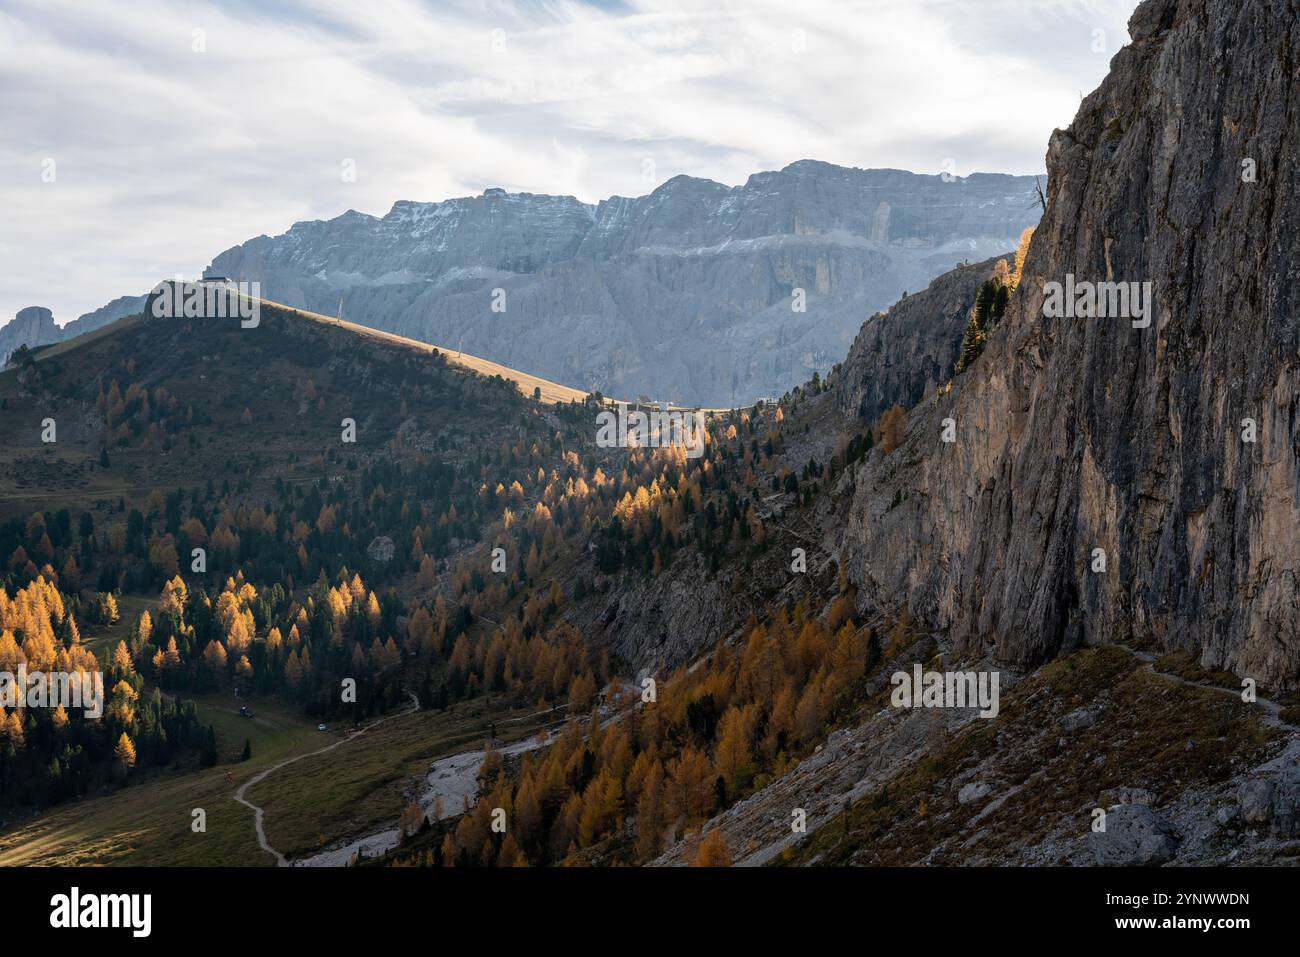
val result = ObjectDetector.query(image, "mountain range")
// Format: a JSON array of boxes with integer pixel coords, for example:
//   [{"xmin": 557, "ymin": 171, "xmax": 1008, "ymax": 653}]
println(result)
[{"xmin": 3, "ymin": 162, "xmax": 1040, "ymax": 406}]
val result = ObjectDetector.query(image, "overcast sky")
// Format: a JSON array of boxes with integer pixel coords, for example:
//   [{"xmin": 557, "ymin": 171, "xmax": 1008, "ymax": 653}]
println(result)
[{"xmin": 0, "ymin": 0, "xmax": 1141, "ymax": 326}]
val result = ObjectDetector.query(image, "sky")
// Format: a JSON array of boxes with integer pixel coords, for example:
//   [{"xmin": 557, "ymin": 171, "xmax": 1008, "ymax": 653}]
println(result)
[{"xmin": 0, "ymin": 0, "xmax": 1141, "ymax": 326}]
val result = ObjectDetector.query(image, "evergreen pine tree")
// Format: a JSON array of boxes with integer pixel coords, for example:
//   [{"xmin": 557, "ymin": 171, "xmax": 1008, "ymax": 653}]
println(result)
[
  {"xmin": 993, "ymin": 283, "xmax": 1010, "ymax": 321},
  {"xmin": 974, "ymin": 281, "xmax": 996, "ymax": 330},
  {"xmin": 955, "ymin": 318, "xmax": 983, "ymax": 374},
  {"xmin": 200, "ymin": 725, "xmax": 218, "ymax": 767}
]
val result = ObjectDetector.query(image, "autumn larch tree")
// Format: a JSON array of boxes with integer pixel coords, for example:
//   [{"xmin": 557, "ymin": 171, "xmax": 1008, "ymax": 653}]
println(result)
[
  {"xmin": 114, "ymin": 732, "xmax": 137, "ymax": 771},
  {"xmin": 1011, "ymin": 226, "xmax": 1035, "ymax": 289},
  {"xmin": 876, "ymin": 404, "xmax": 907, "ymax": 454},
  {"xmin": 693, "ymin": 827, "xmax": 732, "ymax": 867}
]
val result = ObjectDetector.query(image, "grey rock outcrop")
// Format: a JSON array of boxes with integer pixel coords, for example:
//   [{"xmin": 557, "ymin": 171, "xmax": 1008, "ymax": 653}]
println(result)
[
  {"xmin": 207, "ymin": 162, "xmax": 1040, "ymax": 407},
  {"xmin": 834, "ymin": 255, "xmax": 1009, "ymax": 424},
  {"xmin": 1237, "ymin": 779, "xmax": 1274, "ymax": 824},
  {"xmin": 957, "ymin": 781, "xmax": 991, "ymax": 805},
  {"xmin": 0, "ymin": 307, "xmax": 60, "ymax": 364},
  {"xmin": 1087, "ymin": 804, "xmax": 1178, "ymax": 866},
  {"xmin": 840, "ymin": 0, "xmax": 1300, "ymax": 687},
  {"xmin": 1061, "ymin": 706, "xmax": 1101, "ymax": 732},
  {"xmin": 366, "ymin": 536, "xmax": 395, "ymax": 564},
  {"xmin": 1240, "ymin": 738, "xmax": 1300, "ymax": 836}
]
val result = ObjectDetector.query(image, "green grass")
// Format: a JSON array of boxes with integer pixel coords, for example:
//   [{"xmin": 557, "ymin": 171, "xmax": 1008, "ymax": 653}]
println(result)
[
  {"xmin": 0, "ymin": 692, "xmax": 314, "ymax": 866},
  {"xmin": 253, "ymin": 697, "xmax": 556, "ymax": 859},
  {"xmin": 0, "ymin": 690, "xmax": 556, "ymax": 866},
  {"xmin": 80, "ymin": 594, "xmax": 156, "ymax": 659},
  {"xmin": 1152, "ymin": 649, "xmax": 1242, "ymax": 690}
]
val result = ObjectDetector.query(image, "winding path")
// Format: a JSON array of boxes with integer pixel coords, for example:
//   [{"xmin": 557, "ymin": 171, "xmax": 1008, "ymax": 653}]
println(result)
[
  {"xmin": 233, "ymin": 693, "xmax": 419, "ymax": 867},
  {"xmin": 1124, "ymin": 647, "xmax": 1289, "ymax": 727}
]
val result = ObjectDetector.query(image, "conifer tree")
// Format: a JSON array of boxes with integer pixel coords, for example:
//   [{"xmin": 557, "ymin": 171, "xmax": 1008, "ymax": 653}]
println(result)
[
  {"xmin": 199, "ymin": 725, "xmax": 218, "ymax": 767},
  {"xmin": 1011, "ymin": 226, "xmax": 1034, "ymax": 289},
  {"xmin": 693, "ymin": 827, "xmax": 732, "ymax": 867},
  {"xmin": 114, "ymin": 732, "xmax": 137, "ymax": 770}
]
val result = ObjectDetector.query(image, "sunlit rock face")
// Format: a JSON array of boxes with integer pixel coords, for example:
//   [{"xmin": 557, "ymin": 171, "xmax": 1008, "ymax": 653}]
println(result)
[{"xmin": 840, "ymin": 0, "xmax": 1300, "ymax": 687}]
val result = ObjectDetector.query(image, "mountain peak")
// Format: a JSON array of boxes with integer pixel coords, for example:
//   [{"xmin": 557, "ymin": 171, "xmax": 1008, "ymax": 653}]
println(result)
[{"xmin": 0, "ymin": 306, "xmax": 60, "ymax": 364}]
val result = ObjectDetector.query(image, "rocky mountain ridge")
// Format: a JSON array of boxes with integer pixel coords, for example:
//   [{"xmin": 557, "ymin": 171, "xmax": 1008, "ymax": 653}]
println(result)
[
  {"xmin": 206, "ymin": 161, "xmax": 1040, "ymax": 406},
  {"xmin": 0, "ymin": 296, "xmax": 147, "ymax": 367}
]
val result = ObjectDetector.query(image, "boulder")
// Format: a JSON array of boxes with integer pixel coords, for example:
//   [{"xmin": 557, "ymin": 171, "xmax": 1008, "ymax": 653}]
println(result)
[
  {"xmin": 366, "ymin": 536, "xmax": 395, "ymax": 563},
  {"xmin": 1087, "ymin": 805, "xmax": 1177, "ymax": 866},
  {"xmin": 957, "ymin": 782, "xmax": 990, "ymax": 805}
]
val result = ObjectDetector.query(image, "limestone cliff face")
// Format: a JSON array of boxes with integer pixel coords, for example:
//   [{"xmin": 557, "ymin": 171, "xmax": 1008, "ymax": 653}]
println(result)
[
  {"xmin": 834, "ymin": 255, "xmax": 1009, "ymax": 426},
  {"xmin": 841, "ymin": 0, "xmax": 1300, "ymax": 687},
  {"xmin": 0, "ymin": 307, "xmax": 59, "ymax": 363}
]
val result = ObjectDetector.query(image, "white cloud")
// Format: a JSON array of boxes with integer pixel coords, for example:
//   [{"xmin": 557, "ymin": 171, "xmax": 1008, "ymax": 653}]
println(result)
[{"xmin": 0, "ymin": 0, "xmax": 1140, "ymax": 326}]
